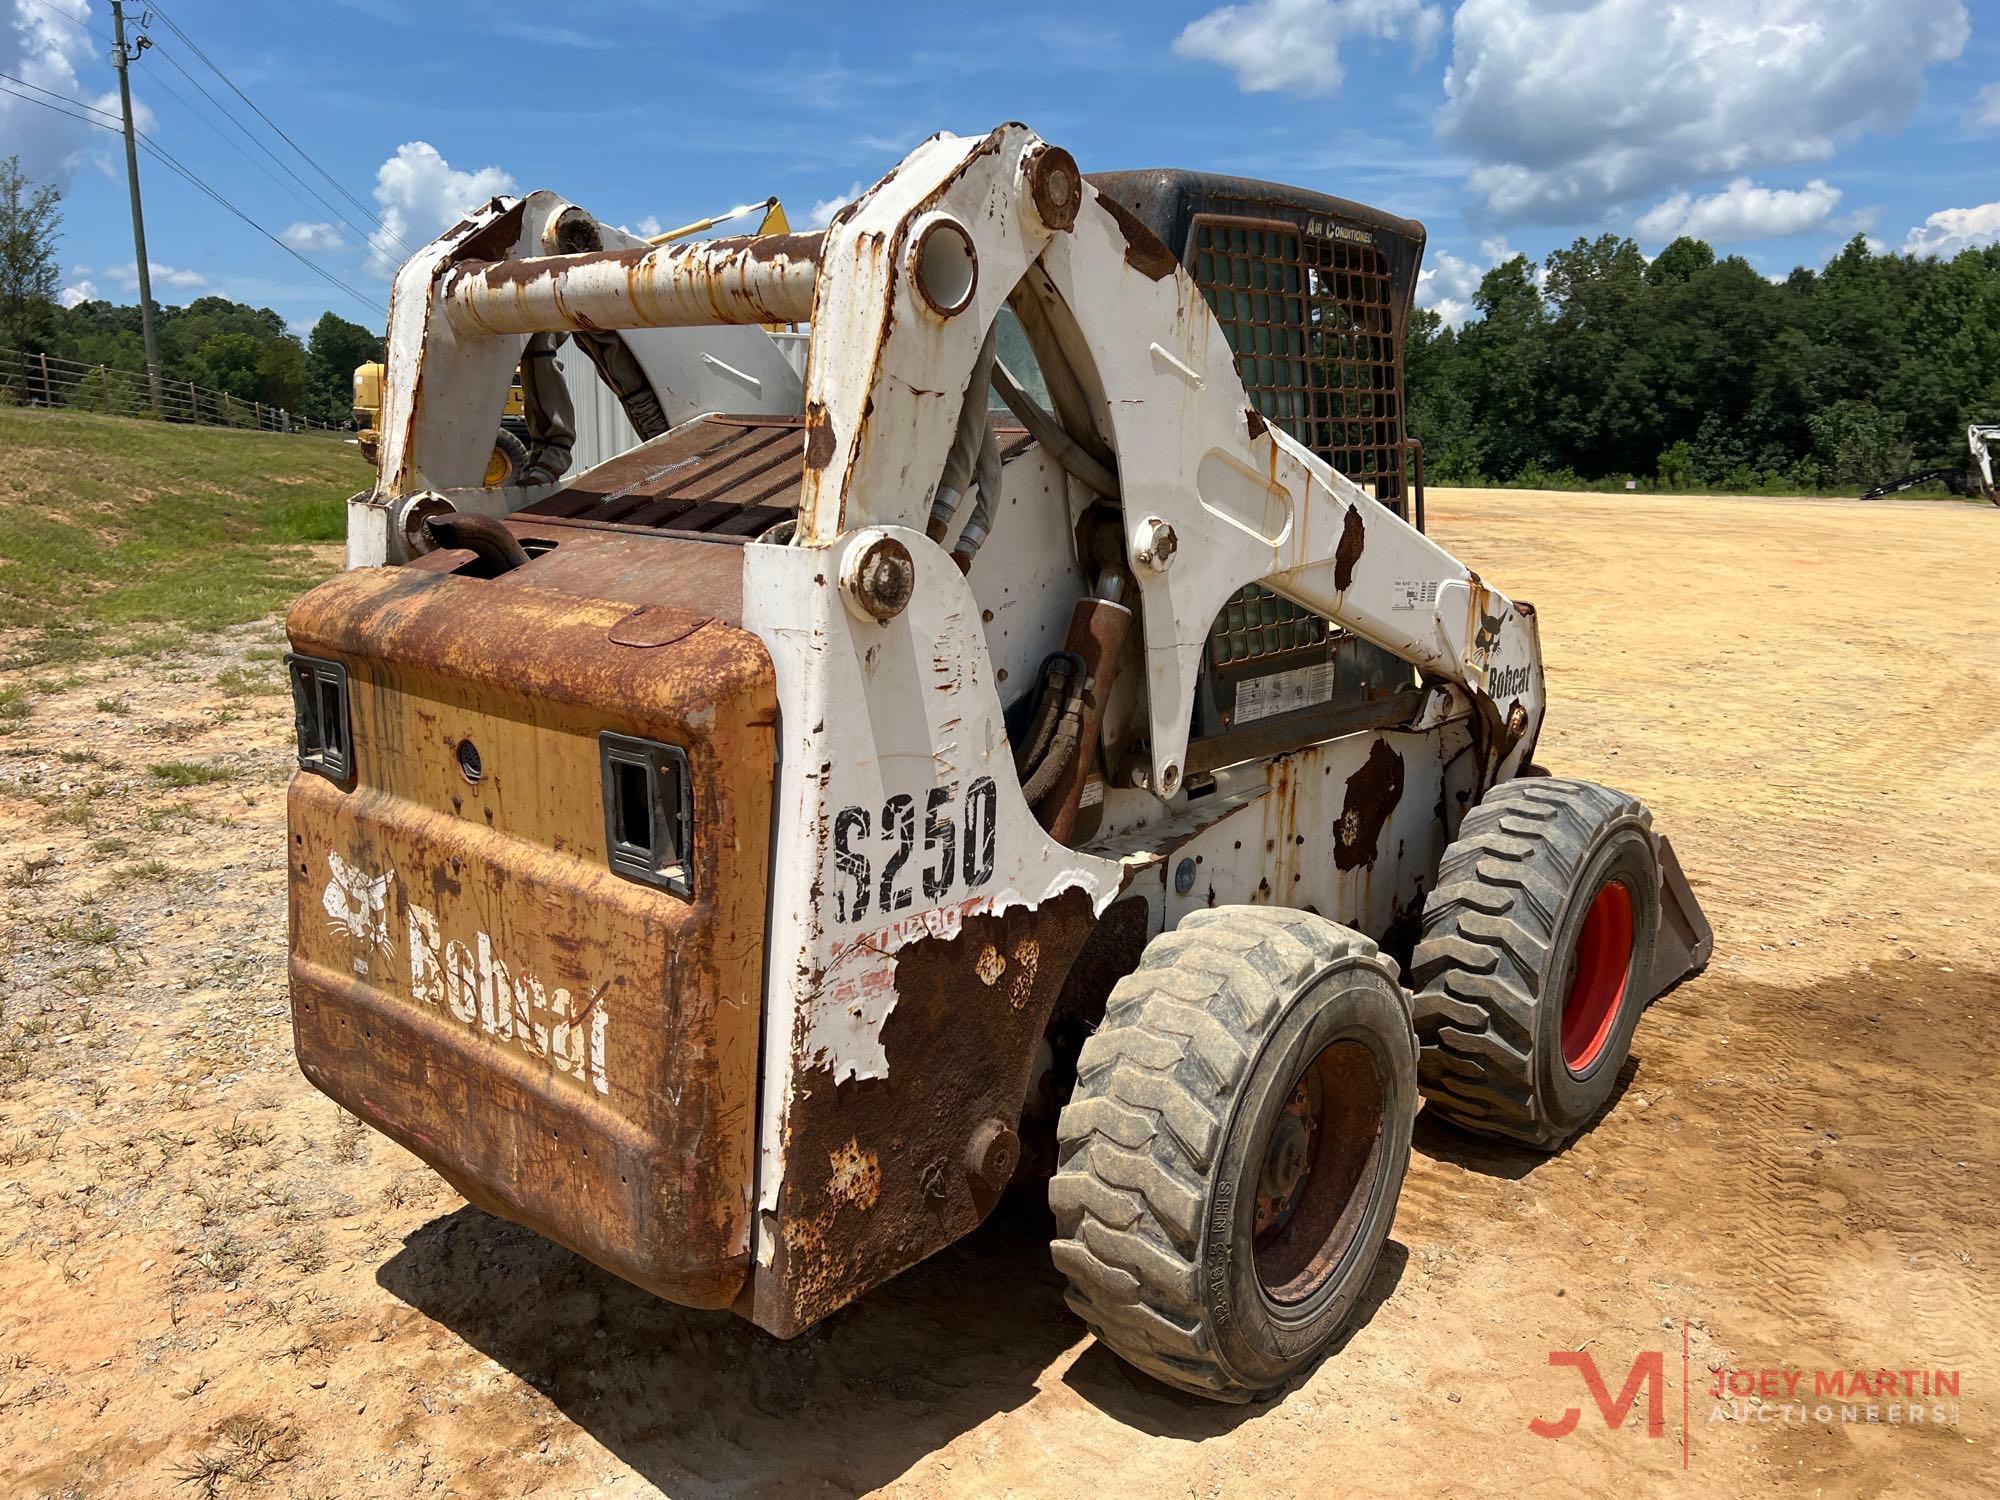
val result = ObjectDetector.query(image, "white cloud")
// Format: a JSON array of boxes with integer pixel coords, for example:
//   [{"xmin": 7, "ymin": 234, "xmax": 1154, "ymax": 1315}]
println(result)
[
  {"xmin": 1416, "ymin": 248, "xmax": 1482, "ymax": 327},
  {"xmin": 1174, "ymin": 0, "xmax": 1443, "ymax": 95},
  {"xmin": 280, "ymin": 221, "xmax": 345, "ymax": 252},
  {"xmin": 95, "ymin": 260, "xmax": 211, "ymax": 293},
  {"xmin": 0, "ymin": 0, "xmax": 102, "ymax": 187},
  {"xmin": 59, "ymin": 278, "xmax": 98, "ymax": 308},
  {"xmin": 1635, "ymin": 178, "xmax": 1842, "ymax": 243},
  {"xmin": 1416, "ymin": 238, "xmax": 1530, "ymax": 326},
  {"xmin": 1972, "ymin": 83, "xmax": 2000, "ymax": 131},
  {"xmin": 1902, "ymin": 202, "xmax": 2000, "ymax": 258},
  {"xmin": 804, "ymin": 182, "xmax": 864, "ymax": 230},
  {"xmin": 367, "ymin": 142, "xmax": 516, "ymax": 277},
  {"xmin": 1440, "ymin": 0, "xmax": 1969, "ymax": 222}
]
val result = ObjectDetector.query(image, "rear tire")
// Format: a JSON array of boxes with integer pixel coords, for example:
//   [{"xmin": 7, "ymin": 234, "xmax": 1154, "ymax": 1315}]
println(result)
[
  {"xmin": 1050, "ymin": 907, "xmax": 1416, "ymax": 1402},
  {"xmin": 1409, "ymin": 777, "xmax": 1661, "ymax": 1150}
]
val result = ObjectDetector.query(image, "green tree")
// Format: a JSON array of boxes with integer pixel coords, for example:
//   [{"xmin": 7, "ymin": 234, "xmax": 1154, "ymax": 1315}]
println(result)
[
  {"xmin": 0, "ymin": 155, "xmax": 62, "ymax": 356},
  {"xmin": 1643, "ymin": 236, "xmax": 1715, "ymax": 288},
  {"xmin": 1453, "ymin": 256, "xmax": 1551, "ymax": 480},
  {"xmin": 257, "ymin": 336, "xmax": 309, "ymax": 411},
  {"xmin": 303, "ymin": 311, "xmax": 383, "ymax": 425},
  {"xmin": 197, "ymin": 331, "xmax": 266, "ymax": 401},
  {"xmin": 1403, "ymin": 228, "xmax": 2000, "ymax": 493}
]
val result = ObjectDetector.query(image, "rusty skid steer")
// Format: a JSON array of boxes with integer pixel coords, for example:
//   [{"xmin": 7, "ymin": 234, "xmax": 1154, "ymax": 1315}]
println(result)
[{"xmin": 287, "ymin": 124, "xmax": 1712, "ymax": 1401}]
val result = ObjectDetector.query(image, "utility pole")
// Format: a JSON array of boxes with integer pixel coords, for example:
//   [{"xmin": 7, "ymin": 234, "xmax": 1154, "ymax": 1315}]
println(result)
[{"xmin": 110, "ymin": 1, "xmax": 161, "ymax": 416}]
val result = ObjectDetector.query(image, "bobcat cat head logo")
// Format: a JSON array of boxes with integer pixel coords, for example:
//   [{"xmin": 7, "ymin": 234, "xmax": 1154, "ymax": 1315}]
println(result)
[
  {"xmin": 1473, "ymin": 605, "xmax": 1505, "ymax": 659},
  {"xmin": 323, "ymin": 851, "xmax": 394, "ymax": 955}
]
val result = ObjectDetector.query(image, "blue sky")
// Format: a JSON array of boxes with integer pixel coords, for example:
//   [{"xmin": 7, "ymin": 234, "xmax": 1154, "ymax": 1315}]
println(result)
[{"xmin": 5, "ymin": 0, "xmax": 1998, "ymax": 335}]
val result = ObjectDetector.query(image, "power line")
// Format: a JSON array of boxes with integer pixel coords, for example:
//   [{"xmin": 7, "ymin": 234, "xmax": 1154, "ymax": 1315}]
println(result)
[
  {"xmin": 137, "ymin": 31, "xmax": 400, "ymax": 255},
  {"xmin": 0, "ymin": 68, "xmax": 124, "ymax": 126},
  {"xmin": 137, "ymin": 136, "xmax": 385, "ymax": 314},
  {"xmin": 118, "ymin": 37, "xmax": 380, "ymax": 242},
  {"xmin": 0, "ymin": 80, "xmax": 384, "ymax": 316},
  {"xmin": 0, "ymin": 76, "xmax": 110, "ymax": 130},
  {"xmin": 145, "ymin": 2, "xmax": 401, "ymax": 251},
  {"xmin": 30, "ymin": 0, "xmax": 406, "ymax": 256}
]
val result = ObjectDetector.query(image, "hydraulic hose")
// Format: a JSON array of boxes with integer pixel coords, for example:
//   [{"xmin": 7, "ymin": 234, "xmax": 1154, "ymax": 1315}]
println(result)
[
  {"xmin": 424, "ymin": 512, "xmax": 531, "ymax": 574},
  {"xmin": 992, "ymin": 361, "xmax": 1120, "ymax": 501},
  {"xmin": 927, "ymin": 323, "xmax": 1000, "ymax": 544}
]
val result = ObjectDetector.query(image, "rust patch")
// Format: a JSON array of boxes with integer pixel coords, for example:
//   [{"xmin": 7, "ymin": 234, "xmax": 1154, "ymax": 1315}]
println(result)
[
  {"xmin": 974, "ymin": 945, "xmax": 1006, "ymax": 985},
  {"xmin": 743, "ymin": 231, "xmax": 828, "ymax": 266},
  {"xmin": 1334, "ymin": 737, "xmax": 1404, "ymax": 872},
  {"xmin": 804, "ymin": 401, "xmax": 836, "ymax": 471},
  {"xmin": 754, "ymin": 887, "xmax": 1098, "ymax": 1337},
  {"xmin": 1246, "ymin": 406, "xmax": 1268, "ymax": 441},
  {"xmin": 1095, "ymin": 192, "xmax": 1178, "ymax": 281},
  {"xmin": 446, "ymin": 199, "xmax": 528, "ymax": 267},
  {"xmin": 1333, "ymin": 506, "xmax": 1366, "ymax": 593},
  {"xmin": 826, "ymin": 1138, "xmax": 881, "ymax": 1210}
]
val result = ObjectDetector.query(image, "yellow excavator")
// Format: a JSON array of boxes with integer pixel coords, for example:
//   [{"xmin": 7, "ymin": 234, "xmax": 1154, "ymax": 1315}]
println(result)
[{"xmin": 350, "ymin": 196, "xmax": 790, "ymax": 482}]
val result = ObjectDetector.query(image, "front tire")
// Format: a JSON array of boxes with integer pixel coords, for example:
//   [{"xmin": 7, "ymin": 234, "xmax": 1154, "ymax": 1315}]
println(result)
[
  {"xmin": 1409, "ymin": 777, "xmax": 1662, "ymax": 1150},
  {"xmin": 1050, "ymin": 907, "xmax": 1416, "ymax": 1401}
]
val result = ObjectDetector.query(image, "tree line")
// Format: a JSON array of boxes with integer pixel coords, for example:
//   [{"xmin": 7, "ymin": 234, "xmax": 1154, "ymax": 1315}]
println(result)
[
  {"xmin": 0, "ymin": 156, "xmax": 380, "ymax": 427},
  {"xmin": 1405, "ymin": 233, "xmax": 2000, "ymax": 493}
]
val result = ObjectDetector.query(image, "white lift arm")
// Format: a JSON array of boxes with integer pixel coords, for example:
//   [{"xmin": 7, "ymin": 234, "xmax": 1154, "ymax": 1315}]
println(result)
[{"xmin": 373, "ymin": 125, "xmax": 1545, "ymax": 789}]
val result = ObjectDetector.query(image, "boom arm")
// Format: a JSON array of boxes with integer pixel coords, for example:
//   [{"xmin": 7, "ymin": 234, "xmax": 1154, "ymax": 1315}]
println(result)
[{"xmin": 374, "ymin": 124, "xmax": 1544, "ymax": 791}]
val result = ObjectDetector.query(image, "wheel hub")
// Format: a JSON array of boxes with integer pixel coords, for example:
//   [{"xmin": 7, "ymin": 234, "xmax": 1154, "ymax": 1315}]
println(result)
[
  {"xmin": 1252, "ymin": 1041, "xmax": 1388, "ymax": 1304},
  {"xmin": 1255, "ymin": 1086, "xmax": 1316, "ymax": 1232}
]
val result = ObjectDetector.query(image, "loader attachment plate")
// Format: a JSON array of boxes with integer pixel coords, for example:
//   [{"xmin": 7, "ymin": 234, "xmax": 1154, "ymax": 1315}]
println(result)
[{"xmin": 1647, "ymin": 834, "xmax": 1714, "ymax": 1002}]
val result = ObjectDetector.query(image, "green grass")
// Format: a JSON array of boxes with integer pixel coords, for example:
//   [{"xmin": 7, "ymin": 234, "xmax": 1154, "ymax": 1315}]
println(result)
[
  {"xmin": 0, "ymin": 407, "xmax": 367, "ymax": 654},
  {"xmin": 215, "ymin": 664, "xmax": 285, "ymax": 697},
  {"xmin": 149, "ymin": 760, "xmax": 237, "ymax": 787}
]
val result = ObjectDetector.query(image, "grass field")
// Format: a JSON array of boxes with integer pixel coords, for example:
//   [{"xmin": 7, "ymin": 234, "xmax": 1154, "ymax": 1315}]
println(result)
[{"xmin": 0, "ymin": 407, "xmax": 369, "ymax": 666}]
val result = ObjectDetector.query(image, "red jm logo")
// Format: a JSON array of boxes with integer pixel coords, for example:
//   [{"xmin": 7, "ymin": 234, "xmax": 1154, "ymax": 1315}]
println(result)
[{"xmin": 1530, "ymin": 1350, "xmax": 1667, "ymax": 1440}]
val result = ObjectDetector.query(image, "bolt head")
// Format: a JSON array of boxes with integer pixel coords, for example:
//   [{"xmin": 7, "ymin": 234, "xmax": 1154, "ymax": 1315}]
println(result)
[
  {"xmin": 1025, "ymin": 145, "xmax": 1081, "ymax": 232},
  {"xmin": 1135, "ymin": 519, "xmax": 1177, "ymax": 573},
  {"xmin": 843, "ymin": 534, "xmax": 916, "ymax": 622}
]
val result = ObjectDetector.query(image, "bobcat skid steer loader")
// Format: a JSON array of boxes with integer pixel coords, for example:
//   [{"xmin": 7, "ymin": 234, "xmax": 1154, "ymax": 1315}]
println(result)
[{"xmin": 287, "ymin": 124, "xmax": 1712, "ymax": 1402}]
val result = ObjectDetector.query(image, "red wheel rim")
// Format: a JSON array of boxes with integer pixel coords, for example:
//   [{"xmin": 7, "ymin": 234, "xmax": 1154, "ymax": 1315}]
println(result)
[{"xmin": 1561, "ymin": 880, "xmax": 1634, "ymax": 1074}]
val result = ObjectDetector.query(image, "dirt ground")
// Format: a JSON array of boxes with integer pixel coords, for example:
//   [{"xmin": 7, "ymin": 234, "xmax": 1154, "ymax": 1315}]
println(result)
[{"xmin": 1, "ymin": 488, "xmax": 1995, "ymax": 1498}]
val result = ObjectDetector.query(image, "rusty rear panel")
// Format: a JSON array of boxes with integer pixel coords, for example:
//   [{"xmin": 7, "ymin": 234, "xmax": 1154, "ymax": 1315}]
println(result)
[{"xmin": 285, "ymin": 564, "xmax": 774, "ymax": 1308}]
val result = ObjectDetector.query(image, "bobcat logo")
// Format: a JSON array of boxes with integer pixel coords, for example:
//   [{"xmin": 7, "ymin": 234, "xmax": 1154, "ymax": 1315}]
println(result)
[
  {"xmin": 323, "ymin": 851, "xmax": 394, "ymax": 957},
  {"xmin": 1473, "ymin": 604, "xmax": 1506, "ymax": 659}
]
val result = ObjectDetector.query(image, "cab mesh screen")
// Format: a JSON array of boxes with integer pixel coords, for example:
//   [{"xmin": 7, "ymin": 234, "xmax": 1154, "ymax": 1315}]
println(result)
[{"xmin": 1189, "ymin": 217, "xmax": 1406, "ymax": 515}]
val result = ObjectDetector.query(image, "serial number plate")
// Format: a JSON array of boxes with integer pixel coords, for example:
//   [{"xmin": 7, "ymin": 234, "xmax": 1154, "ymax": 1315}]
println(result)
[{"xmin": 1233, "ymin": 662, "xmax": 1335, "ymax": 724}]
